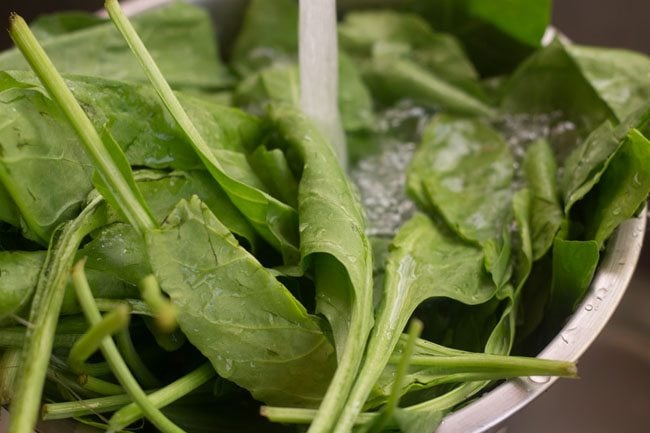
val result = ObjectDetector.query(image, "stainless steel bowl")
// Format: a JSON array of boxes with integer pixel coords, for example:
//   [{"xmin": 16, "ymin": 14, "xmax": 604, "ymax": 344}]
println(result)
[{"xmin": 28, "ymin": 0, "xmax": 648, "ymax": 431}]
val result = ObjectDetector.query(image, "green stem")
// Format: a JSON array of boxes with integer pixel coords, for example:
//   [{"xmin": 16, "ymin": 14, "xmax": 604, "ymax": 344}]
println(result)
[
  {"xmin": 0, "ymin": 329, "xmax": 79, "ymax": 349},
  {"xmin": 139, "ymin": 275, "xmax": 178, "ymax": 333},
  {"xmin": 7, "ymin": 196, "xmax": 105, "ymax": 433},
  {"xmin": 71, "ymin": 260, "xmax": 186, "ymax": 433},
  {"xmin": 48, "ymin": 370, "xmax": 97, "ymax": 400},
  {"xmin": 404, "ymin": 381, "xmax": 486, "ymax": 414},
  {"xmin": 368, "ymin": 320, "xmax": 422, "ymax": 433},
  {"xmin": 108, "ymin": 362, "xmax": 215, "ymax": 431},
  {"xmin": 42, "ymin": 394, "xmax": 133, "ymax": 421},
  {"xmin": 68, "ymin": 304, "xmax": 130, "ymax": 374},
  {"xmin": 8, "ymin": 14, "xmax": 155, "ymax": 236},
  {"xmin": 103, "ymin": 0, "xmax": 224, "ymax": 174},
  {"xmin": 261, "ymin": 407, "xmax": 379, "ymax": 426},
  {"xmin": 76, "ymin": 362, "xmax": 113, "ymax": 378},
  {"xmin": 96, "ymin": 298, "xmax": 153, "ymax": 316},
  {"xmin": 0, "ymin": 349, "xmax": 21, "ymax": 404},
  {"xmin": 394, "ymin": 354, "xmax": 577, "ymax": 378},
  {"xmin": 114, "ymin": 328, "xmax": 160, "ymax": 389},
  {"xmin": 79, "ymin": 375, "xmax": 124, "ymax": 396}
]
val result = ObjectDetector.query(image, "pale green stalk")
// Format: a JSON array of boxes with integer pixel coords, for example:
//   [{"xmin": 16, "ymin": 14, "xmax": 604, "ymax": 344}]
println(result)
[
  {"xmin": 6, "ymin": 196, "xmax": 105, "ymax": 433},
  {"xmin": 79, "ymin": 376, "xmax": 124, "ymax": 396},
  {"xmin": 42, "ymin": 394, "xmax": 133, "ymax": 421},
  {"xmin": 139, "ymin": 275, "xmax": 178, "ymax": 333},
  {"xmin": 108, "ymin": 362, "xmax": 215, "ymax": 431},
  {"xmin": 72, "ymin": 260, "xmax": 186, "ymax": 433},
  {"xmin": 68, "ymin": 304, "xmax": 130, "ymax": 374}
]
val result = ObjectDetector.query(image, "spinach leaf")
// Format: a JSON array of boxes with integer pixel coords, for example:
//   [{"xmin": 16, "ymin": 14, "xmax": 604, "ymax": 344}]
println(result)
[
  {"xmin": 135, "ymin": 170, "xmax": 259, "ymax": 248},
  {"xmin": 0, "ymin": 80, "xmax": 93, "ymax": 243},
  {"xmin": 269, "ymin": 106, "xmax": 374, "ymax": 432},
  {"xmin": 79, "ymin": 223, "xmax": 150, "ymax": 287},
  {"xmin": 59, "ymin": 268, "xmax": 139, "ymax": 315},
  {"xmin": 30, "ymin": 12, "xmax": 104, "ymax": 40},
  {"xmin": 561, "ymin": 108, "xmax": 650, "ymax": 214},
  {"xmin": 6, "ymin": 71, "xmax": 265, "ymax": 171},
  {"xmin": 80, "ymin": 167, "xmax": 265, "ymax": 287},
  {"xmin": 234, "ymin": 64, "xmax": 300, "ymax": 115},
  {"xmin": 337, "ymin": 53, "xmax": 376, "ymax": 133},
  {"xmin": 231, "ymin": 0, "xmax": 299, "ymax": 75},
  {"xmin": 500, "ymin": 40, "xmax": 616, "ymax": 137},
  {"xmin": 407, "ymin": 114, "xmax": 514, "ymax": 246},
  {"xmin": 331, "ymin": 213, "xmax": 496, "ymax": 433},
  {"xmin": 522, "ymin": 139, "xmax": 563, "ymax": 259},
  {"xmin": 146, "ymin": 196, "xmax": 336, "ymax": 407},
  {"xmin": 407, "ymin": 0, "xmax": 551, "ymax": 76},
  {"xmin": 578, "ymin": 128, "xmax": 650, "ymax": 246},
  {"xmin": 0, "ymin": 251, "xmax": 45, "ymax": 320},
  {"xmin": 546, "ymin": 239, "xmax": 600, "ymax": 329},
  {"xmin": 564, "ymin": 45, "xmax": 650, "ymax": 121},
  {"xmin": 0, "ymin": 3, "xmax": 232, "ymax": 89},
  {"xmin": 247, "ymin": 147, "xmax": 299, "ymax": 209},
  {"xmin": 464, "ymin": 0, "xmax": 551, "ymax": 47},
  {"xmin": 361, "ymin": 57, "xmax": 494, "ymax": 117},
  {"xmin": 0, "ymin": 182, "xmax": 20, "ymax": 227},
  {"xmin": 338, "ymin": 10, "xmax": 484, "ymax": 99},
  {"xmin": 103, "ymin": 7, "xmax": 301, "ymax": 264}
]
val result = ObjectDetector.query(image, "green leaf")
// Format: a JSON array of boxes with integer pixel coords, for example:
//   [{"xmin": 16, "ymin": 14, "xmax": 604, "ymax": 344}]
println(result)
[
  {"xmin": 6, "ymin": 71, "xmax": 265, "ymax": 171},
  {"xmin": 0, "ymin": 251, "xmax": 45, "ymax": 320},
  {"xmin": 0, "ymin": 3, "xmax": 232, "ymax": 89},
  {"xmin": 547, "ymin": 239, "xmax": 600, "ymax": 327},
  {"xmin": 579, "ymin": 129, "xmax": 650, "ymax": 246},
  {"xmin": 500, "ymin": 40, "xmax": 616, "ymax": 136},
  {"xmin": 393, "ymin": 407, "xmax": 444, "ymax": 433},
  {"xmin": 561, "ymin": 108, "xmax": 650, "ymax": 214},
  {"xmin": 466, "ymin": 0, "xmax": 551, "ymax": 47},
  {"xmin": 522, "ymin": 139, "xmax": 563, "ymax": 260},
  {"xmin": 331, "ymin": 213, "xmax": 496, "ymax": 433},
  {"xmin": 247, "ymin": 147, "xmax": 300, "ymax": 209},
  {"xmin": 0, "ymin": 182, "xmax": 20, "ymax": 227},
  {"xmin": 269, "ymin": 106, "xmax": 374, "ymax": 432},
  {"xmin": 30, "ymin": 12, "xmax": 104, "ymax": 40},
  {"xmin": 338, "ymin": 10, "xmax": 483, "ymax": 97},
  {"xmin": 234, "ymin": 63, "xmax": 301, "ymax": 114},
  {"xmin": 0, "ymin": 82, "xmax": 93, "ymax": 243},
  {"xmin": 408, "ymin": 114, "xmax": 514, "ymax": 245},
  {"xmin": 104, "ymin": 3, "xmax": 300, "ymax": 262},
  {"xmin": 407, "ymin": 0, "xmax": 550, "ymax": 76},
  {"xmin": 92, "ymin": 127, "xmax": 157, "ymax": 233},
  {"xmin": 79, "ymin": 223, "xmax": 150, "ymax": 287},
  {"xmin": 231, "ymin": 0, "xmax": 299, "ymax": 75},
  {"xmin": 145, "ymin": 197, "xmax": 336, "ymax": 407},
  {"xmin": 362, "ymin": 57, "xmax": 494, "ymax": 117},
  {"xmin": 564, "ymin": 45, "xmax": 650, "ymax": 121},
  {"xmin": 134, "ymin": 170, "xmax": 258, "ymax": 248}
]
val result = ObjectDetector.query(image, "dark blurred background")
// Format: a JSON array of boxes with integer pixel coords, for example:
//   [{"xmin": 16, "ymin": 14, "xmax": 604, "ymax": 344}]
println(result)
[{"xmin": 1, "ymin": 0, "xmax": 650, "ymax": 54}]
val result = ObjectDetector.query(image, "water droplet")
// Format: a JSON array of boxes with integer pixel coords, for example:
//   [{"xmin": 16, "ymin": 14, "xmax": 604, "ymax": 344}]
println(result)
[
  {"xmin": 595, "ymin": 287, "xmax": 608, "ymax": 301},
  {"xmin": 584, "ymin": 304, "xmax": 593, "ymax": 311},
  {"xmin": 560, "ymin": 326, "xmax": 578, "ymax": 344},
  {"xmin": 529, "ymin": 375, "xmax": 551, "ymax": 384}
]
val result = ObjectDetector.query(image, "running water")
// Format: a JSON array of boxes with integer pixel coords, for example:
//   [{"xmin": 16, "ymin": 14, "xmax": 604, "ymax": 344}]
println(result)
[
  {"xmin": 496, "ymin": 112, "xmax": 579, "ymax": 184},
  {"xmin": 351, "ymin": 101, "xmax": 430, "ymax": 237},
  {"xmin": 299, "ymin": 0, "xmax": 347, "ymax": 168}
]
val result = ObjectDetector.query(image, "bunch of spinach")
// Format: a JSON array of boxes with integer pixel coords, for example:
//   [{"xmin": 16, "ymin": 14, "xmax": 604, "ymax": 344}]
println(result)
[{"xmin": 1, "ymin": 1, "xmax": 649, "ymax": 433}]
